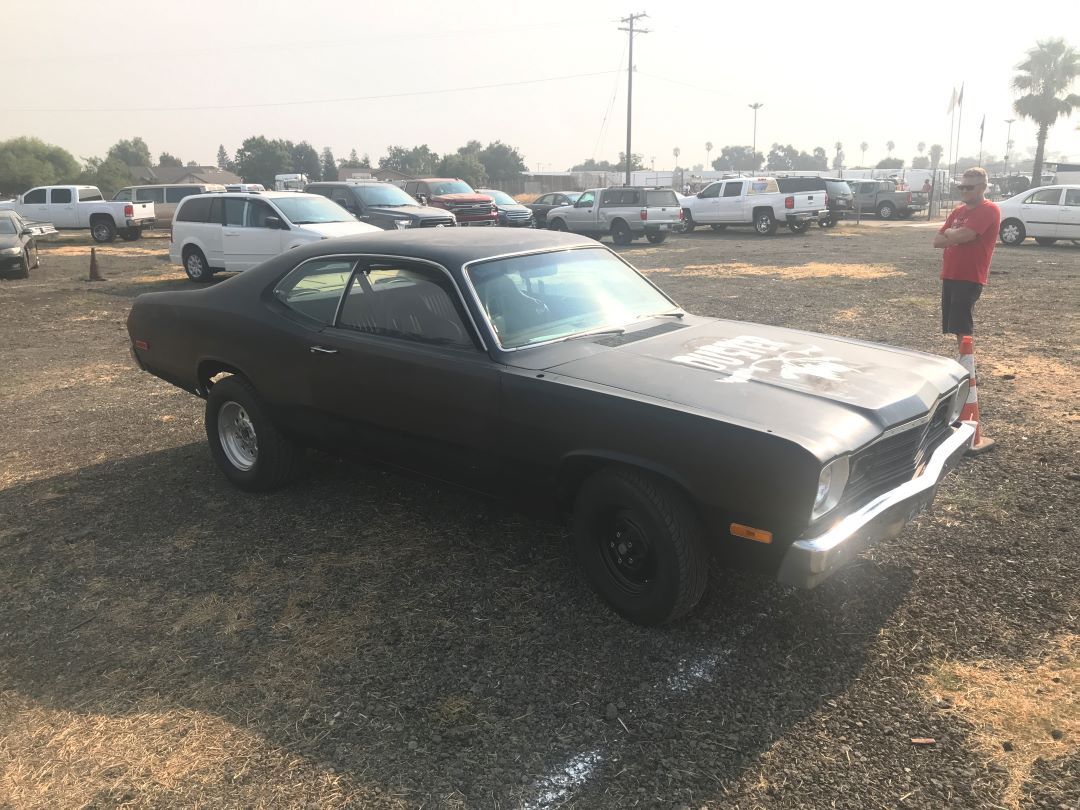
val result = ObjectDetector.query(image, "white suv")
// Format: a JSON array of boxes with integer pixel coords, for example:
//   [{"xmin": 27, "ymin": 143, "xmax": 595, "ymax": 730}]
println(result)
[{"xmin": 170, "ymin": 191, "xmax": 381, "ymax": 281}]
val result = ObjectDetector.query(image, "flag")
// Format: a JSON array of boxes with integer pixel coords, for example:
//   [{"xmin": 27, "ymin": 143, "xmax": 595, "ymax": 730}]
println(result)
[
  {"xmin": 947, "ymin": 87, "xmax": 957, "ymax": 114},
  {"xmin": 957, "ymin": 83, "xmax": 965, "ymax": 107}
]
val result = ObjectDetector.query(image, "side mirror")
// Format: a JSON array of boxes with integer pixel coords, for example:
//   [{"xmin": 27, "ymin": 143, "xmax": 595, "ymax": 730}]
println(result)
[{"xmin": 264, "ymin": 216, "xmax": 284, "ymax": 229}]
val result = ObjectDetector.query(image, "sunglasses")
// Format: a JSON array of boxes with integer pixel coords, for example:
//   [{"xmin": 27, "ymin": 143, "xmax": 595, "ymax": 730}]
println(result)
[{"xmin": 955, "ymin": 184, "xmax": 980, "ymax": 191}]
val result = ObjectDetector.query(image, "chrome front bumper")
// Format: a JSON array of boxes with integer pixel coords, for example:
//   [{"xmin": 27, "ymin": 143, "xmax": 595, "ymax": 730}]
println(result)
[{"xmin": 777, "ymin": 421, "xmax": 976, "ymax": 589}]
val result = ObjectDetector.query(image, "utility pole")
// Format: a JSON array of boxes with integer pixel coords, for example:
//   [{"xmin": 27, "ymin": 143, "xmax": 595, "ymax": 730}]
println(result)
[
  {"xmin": 1003, "ymin": 118, "xmax": 1016, "ymax": 177},
  {"xmin": 748, "ymin": 102, "xmax": 763, "ymax": 164},
  {"xmin": 619, "ymin": 12, "xmax": 649, "ymax": 186}
]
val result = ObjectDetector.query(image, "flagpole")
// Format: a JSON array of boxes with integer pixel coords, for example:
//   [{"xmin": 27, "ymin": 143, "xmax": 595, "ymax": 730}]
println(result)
[{"xmin": 952, "ymin": 91, "xmax": 965, "ymax": 180}]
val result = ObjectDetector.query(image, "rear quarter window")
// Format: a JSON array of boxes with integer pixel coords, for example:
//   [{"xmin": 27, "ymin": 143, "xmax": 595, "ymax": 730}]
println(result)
[{"xmin": 176, "ymin": 196, "xmax": 213, "ymax": 222}]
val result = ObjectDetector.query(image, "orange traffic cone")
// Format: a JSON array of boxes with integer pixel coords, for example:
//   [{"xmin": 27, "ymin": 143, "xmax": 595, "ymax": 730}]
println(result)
[
  {"xmin": 88, "ymin": 247, "xmax": 105, "ymax": 281},
  {"xmin": 957, "ymin": 336, "xmax": 995, "ymax": 454}
]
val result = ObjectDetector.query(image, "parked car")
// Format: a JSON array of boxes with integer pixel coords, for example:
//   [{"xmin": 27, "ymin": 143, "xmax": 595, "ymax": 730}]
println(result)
[
  {"xmin": 113, "ymin": 183, "xmax": 225, "ymax": 226},
  {"xmin": 525, "ymin": 191, "xmax": 582, "ymax": 227},
  {"xmin": 680, "ymin": 177, "xmax": 824, "ymax": 235},
  {"xmin": 475, "ymin": 189, "xmax": 534, "ymax": 227},
  {"xmin": 169, "ymin": 191, "xmax": 381, "ymax": 282},
  {"xmin": 305, "ymin": 181, "xmax": 456, "ymax": 230},
  {"xmin": 0, "ymin": 185, "xmax": 155, "ymax": 242},
  {"xmin": 847, "ymin": 179, "xmax": 927, "ymax": 220},
  {"xmin": 997, "ymin": 184, "xmax": 1080, "ymax": 246},
  {"xmin": 0, "ymin": 211, "xmax": 54, "ymax": 279},
  {"xmin": 546, "ymin": 186, "xmax": 682, "ymax": 244},
  {"xmin": 274, "ymin": 174, "xmax": 309, "ymax": 192},
  {"xmin": 775, "ymin": 176, "xmax": 854, "ymax": 228},
  {"xmin": 127, "ymin": 228, "xmax": 973, "ymax": 625},
  {"xmin": 401, "ymin": 178, "xmax": 498, "ymax": 226}
]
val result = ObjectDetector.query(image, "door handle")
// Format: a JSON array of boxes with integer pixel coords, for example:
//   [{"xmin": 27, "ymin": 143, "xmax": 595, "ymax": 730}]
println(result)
[{"xmin": 310, "ymin": 345, "xmax": 338, "ymax": 354}]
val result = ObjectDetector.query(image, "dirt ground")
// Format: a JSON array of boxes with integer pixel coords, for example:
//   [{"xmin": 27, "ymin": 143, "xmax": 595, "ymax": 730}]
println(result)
[{"xmin": 0, "ymin": 222, "xmax": 1076, "ymax": 809}]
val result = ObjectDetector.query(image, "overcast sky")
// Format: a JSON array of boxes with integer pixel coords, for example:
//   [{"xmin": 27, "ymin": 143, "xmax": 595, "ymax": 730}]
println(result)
[{"xmin": 8, "ymin": 0, "xmax": 1080, "ymax": 172}]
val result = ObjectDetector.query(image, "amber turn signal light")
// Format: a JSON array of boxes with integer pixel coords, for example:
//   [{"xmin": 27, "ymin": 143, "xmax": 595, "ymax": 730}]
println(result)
[{"xmin": 730, "ymin": 523, "xmax": 773, "ymax": 544}]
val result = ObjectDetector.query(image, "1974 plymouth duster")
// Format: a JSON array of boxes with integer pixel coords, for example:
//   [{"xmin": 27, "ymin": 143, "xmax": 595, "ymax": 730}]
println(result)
[{"xmin": 127, "ymin": 229, "xmax": 974, "ymax": 624}]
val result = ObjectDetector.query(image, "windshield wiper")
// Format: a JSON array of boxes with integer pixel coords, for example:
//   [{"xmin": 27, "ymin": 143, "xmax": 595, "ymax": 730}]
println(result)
[
  {"xmin": 650, "ymin": 311, "xmax": 685, "ymax": 319},
  {"xmin": 560, "ymin": 327, "xmax": 626, "ymax": 342}
]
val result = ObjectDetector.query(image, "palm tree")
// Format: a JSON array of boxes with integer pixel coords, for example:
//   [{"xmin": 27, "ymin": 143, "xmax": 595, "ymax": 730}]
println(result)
[
  {"xmin": 929, "ymin": 144, "xmax": 944, "ymax": 169},
  {"xmin": 705, "ymin": 141, "xmax": 713, "ymax": 167},
  {"xmin": 833, "ymin": 142, "xmax": 844, "ymax": 170},
  {"xmin": 886, "ymin": 140, "xmax": 896, "ymax": 156},
  {"xmin": 673, "ymin": 146, "xmax": 681, "ymax": 169},
  {"xmin": 860, "ymin": 142, "xmax": 868, "ymax": 166},
  {"xmin": 1012, "ymin": 37, "xmax": 1080, "ymax": 186},
  {"xmin": 918, "ymin": 142, "xmax": 926, "ymax": 155}
]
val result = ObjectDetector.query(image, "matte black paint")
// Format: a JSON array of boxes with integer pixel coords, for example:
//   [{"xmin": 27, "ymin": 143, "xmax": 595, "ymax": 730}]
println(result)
[{"xmin": 127, "ymin": 229, "xmax": 967, "ymax": 568}]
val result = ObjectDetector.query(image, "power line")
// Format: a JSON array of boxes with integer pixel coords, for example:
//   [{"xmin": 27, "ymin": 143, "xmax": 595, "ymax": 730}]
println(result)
[
  {"xmin": 590, "ymin": 41, "xmax": 628, "ymax": 164},
  {"xmin": 9, "ymin": 70, "xmax": 622, "ymax": 114}
]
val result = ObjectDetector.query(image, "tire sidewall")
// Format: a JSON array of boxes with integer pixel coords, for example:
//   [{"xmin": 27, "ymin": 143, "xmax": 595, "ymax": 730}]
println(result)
[
  {"xmin": 206, "ymin": 377, "xmax": 266, "ymax": 490},
  {"xmin": 755, "ymin": 211, "xmax": 775, "ymax": 235},
  {"xmin": 878, "ymin": 203, "xmax": 894, "ymax": 220},
  {"xmin": 1000, "ymin": 219, "xmax": 1025, "ymax": 246},
  {"xmin": 611, "ymin": 221, "xmax": 632, "ymax": 245},
  {"xmin": 184, "ymin": 248, "xmax": 210, "ymax": 282},
  {"xmin": 91, "ymin": 220, "xmax": 116, "ymax": 243},
  {"xmin": 573, "ymin": 471, "xmax": 704, "ymax": 625}
]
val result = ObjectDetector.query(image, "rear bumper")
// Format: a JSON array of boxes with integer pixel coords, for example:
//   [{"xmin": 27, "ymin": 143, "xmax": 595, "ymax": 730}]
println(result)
[
  {"xmin": 786, "ymin": 212, "xmax": 819, "ymax": 224},
  {"xmin": 126, "ymin": 217, "xmax": 155, "ymax": 228},
  {"xmin": 776, "ymin": 421, "xmax": 975, "ymax": 589}
]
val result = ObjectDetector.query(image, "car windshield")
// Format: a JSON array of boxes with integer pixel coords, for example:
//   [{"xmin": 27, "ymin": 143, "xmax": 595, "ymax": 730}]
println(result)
[
  {"xmin": 563, "ymin": 192, "xmax": 582, "ymax": 204},
  {"xmin": 354, "ymin": 184, "xmax": 417, "ymax": 207},
  {"xmin": 481, "ymin": 190, "xmax": 516, "ymax": 205},
  {"xmin": 430, "ymin": 180, "xmax": 474, "ymax": 195},
  {"xmin": 467, "ymin": 248, "xmax": 677, "ymax": 349},
  {"xmin": 0, "ymin": 218, "xmax": 17, "ymax": 234},
  {"xmin": 272, "ymin": 195, "xmax": 357, "ymax": 224}
]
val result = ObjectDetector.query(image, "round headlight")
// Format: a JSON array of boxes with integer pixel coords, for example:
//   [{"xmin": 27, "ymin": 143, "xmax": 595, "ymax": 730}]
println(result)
[
  {"xmin": 949, "ymin": 380, "xmax": 970, "ymax": 422},
  {"xmin": 812, "ymin": 456, "xmax": 850, "ymax": 520}
]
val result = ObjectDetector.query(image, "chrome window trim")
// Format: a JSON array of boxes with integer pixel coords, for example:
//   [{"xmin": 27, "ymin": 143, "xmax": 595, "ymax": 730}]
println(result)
[
  {"xmin": 274, "ymin": 252, "xmax": 488, "ymax": 351},
  {"xmin": 460, "ymin": 244, "xmax": 680, "ymax": 353}
]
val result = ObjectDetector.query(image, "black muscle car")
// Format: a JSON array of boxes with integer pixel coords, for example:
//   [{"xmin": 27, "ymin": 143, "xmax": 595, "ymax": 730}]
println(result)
[{"xmin": 127, "ymin": 229, "xmax": 974, "ymax": 624}]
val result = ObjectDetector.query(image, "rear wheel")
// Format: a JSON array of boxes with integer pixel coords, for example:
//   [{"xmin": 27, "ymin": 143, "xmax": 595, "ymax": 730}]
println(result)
[
  {"xmin": 90, "ymin": 218, "xmax": 116, "ymax": 243},
  {"xmin": 611, "ymin": 219, "xmax": 633, "ymax": 246},
  {"xmin": 789, "ymin": 221, "xmax": 809, "ymax": 234},
  {"xmin": 1034, "ymin": 237, "xmax": 1057, "ymax": 246},
  {"xmin": 753, "ymin": 209, "xmax": 777, "ymax": 236},
  {"xmin": 999, "ymin": 219, "xmax": 1026, "ymax": 246},
  {"xmin": 646, "ymin": 232, "xmax": 668, "ymax": 244},
  {"xmin": 573, "ymin": 467, "xmax": 708, "ymax": 625},
  {"xmin": 681, "ymin": 209, "xmax": 696, "ymax": 233},
  {"xmin": 819, "ymin": 212, "xmax": 835, "ymax": 228},
  {"xmin": 205, "ymin": 375, "xmax": 305, "ymax": 492},
  {"xmin": 877, "ymin": 202, "xmax": 896, "ymax": 220},
  {"xmin": 14, "ymin": 250, "xmax": 30, "ymax": 279},
  {"xmin": 120, "ymin": 227, "xmax": 143, "ymax": 241},
  {"xmin": 183, "ymin": 247, "xmax": 214, "ymax": 283}
]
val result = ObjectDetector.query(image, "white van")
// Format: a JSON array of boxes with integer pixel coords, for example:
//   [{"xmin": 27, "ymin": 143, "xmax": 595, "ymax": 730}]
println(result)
[
  {"xmin": 169, "ymin": 191, "xmax": 381, "ymax": 282},
  {"xmin": 113, "ymin": 183, "xmax": 225, "ymax": 225}
]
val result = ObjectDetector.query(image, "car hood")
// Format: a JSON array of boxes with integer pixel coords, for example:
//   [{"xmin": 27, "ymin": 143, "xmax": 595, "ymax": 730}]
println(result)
[
  {"xmin": 296, "ymin": 220, "xmax": 382, "ymax": 237},
  {"xmin": 527, "ymin": 318, "xmax": 967, "ymax": 460},
  {"xmin": 367, "ymin": 204, "xmax": 451, "ymax": 219},
  {"xmin": 494, "ymin": 202, "xmax": 531, "ymax": 213}
]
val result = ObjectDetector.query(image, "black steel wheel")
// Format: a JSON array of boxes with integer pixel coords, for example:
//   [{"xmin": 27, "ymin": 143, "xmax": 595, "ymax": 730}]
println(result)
[{"xmin": 611, "ymin": 220, "xmax": 633, "ymax": 246}]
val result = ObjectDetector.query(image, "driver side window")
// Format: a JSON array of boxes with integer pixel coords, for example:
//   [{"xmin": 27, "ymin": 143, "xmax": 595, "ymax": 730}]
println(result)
[
  {"xmin": 577, "ymin": 191, "xmax": 594, "ymax": 207},
  {"xmin": 698, "ymin": 183, "xmax": 721, "ymax": 199}
]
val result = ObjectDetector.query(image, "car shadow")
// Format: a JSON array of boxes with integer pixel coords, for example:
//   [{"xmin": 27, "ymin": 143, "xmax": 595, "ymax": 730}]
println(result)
[{"xmin": 0, "ymin": 444, "xmax": 913, "ymax": 807}]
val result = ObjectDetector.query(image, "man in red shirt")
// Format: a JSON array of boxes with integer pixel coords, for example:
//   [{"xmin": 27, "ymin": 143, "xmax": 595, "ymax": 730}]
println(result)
[{"xmin": 933, "ymin": 167, "xmax": 1001, "ymax": 351}]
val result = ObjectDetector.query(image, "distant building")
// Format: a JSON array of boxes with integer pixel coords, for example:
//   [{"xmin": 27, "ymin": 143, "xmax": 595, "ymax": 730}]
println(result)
[
  {"xmin": 338, "ymin": 166, "xmax": 413, "ymax": 183},
  {"xmin": 130, "ymin": 166, "xmax": 243, "ymax": 185}
]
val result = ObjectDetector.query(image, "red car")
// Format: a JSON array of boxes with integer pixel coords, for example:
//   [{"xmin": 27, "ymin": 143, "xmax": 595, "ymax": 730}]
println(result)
[{"xmin": 402, "ymin": 178, "xmax": 498, "ymax": 226}]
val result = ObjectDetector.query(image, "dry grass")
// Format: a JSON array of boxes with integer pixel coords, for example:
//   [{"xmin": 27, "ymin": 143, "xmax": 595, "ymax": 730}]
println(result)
[
  {"xmin": 676, "ymin": 261, "xmax": 902, "ymax": 280},
  {"xmin": 513, "ymin": 193, "xmax": 540, "ymax": 203},
  {"xmin": 926, "ymin": 633, "xmax": 1079, "ymax": 809}
]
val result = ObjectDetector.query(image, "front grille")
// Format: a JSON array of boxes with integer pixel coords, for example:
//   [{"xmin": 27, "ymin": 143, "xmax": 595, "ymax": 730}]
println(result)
[
  {"xmin": 449, "ymin": 203, "xmax": 493, "ymax": 217},
  {"xmin": 420, "ymin": 217, "xmax": 455, "ymax": 227},
  {"xmin": 505, "ymin": 210, "xmax": 531, "ymax": 220},
  {"xmin": 841, "ymin": 398, "xmax": 953, "ymax": 509}
]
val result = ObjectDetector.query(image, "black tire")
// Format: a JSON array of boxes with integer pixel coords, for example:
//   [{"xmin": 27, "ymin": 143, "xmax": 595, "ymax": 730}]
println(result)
[
  {"xmin": 818, "ymin": 213, "xmax": 835, "ymax": 228},
  {"xmin": 611, "ymin": 219, "xmax": 633, "ymax": 246},
  {"xmin": 877, "ymin": 202, "xmax": 896, "ymax": 220},
  {"xmin": 646, "ymin": 232, "xmax": 668, "ymax": 244},
  {"xmin": 90, "ymin": 218, "xmax": 116, "ymax": 243},
  {"xmin": 999, "ymin": 218, "xmax": 1026, "ymax": 246},
  {"xmin": 183, "ymin": 247, "xmax": 214, "ymax": 283},
  {"xmin": 205, "ymin": 375, "xmax": 305, "ymax": 492},
  {"xmin": 573, "ymin": 467, "xmax": 708, "ymax": 625},
  {"xmin": 1034, "ymin": 237, "xmax": 1057, "ymax": 246},
  {"xmin": 120, "ymin": 227, "xmax": 143, "ymax": 241},
  {"xmin": 15, "ymin": 250, "xmax": 30, "ymax": 279},
  {"xmin": 789, "ymin": 221, "xmax": 809, "ymax": 234},
  {"xmin": 710, "ymin": 224, "xmax": 727, "ymax": 232},
  {"xmin": 753, "ymin": 209, "xmax": 777, "ymax": 236},
  {"xmin": 548, "ymin": 218, "xmax": 568, "ymax": 232},
  {"xmin": 681, "ymin": 209, "xmax": 696, "ymax": 233}
]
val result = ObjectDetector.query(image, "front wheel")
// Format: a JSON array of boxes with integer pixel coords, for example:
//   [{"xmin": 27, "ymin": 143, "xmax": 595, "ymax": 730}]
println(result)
[
  {"xmin": 789, "ymin": 221, "xmax": 809, "ymax": 234},
  {"xmin": 646, "ymin": 232, "xmax": 668, "ymax": 244},
  {"xmin": 548, "ymin": 218, "xmax": 568, "ymax": 232},
  {"xmin": 205, "ymin": 376, "xmax": 305, "ymax": 492},
  {"xmin": 1034, "ymin": 237, "xmax": 1057, "ymax": 246},
  {"xmin": 14, "ymin": 250, "xmax": 30, "ymax": 279},
  {"xmin": 573, "ymin": 468, "xmax": 708, "ymax": 625},
  {"xmin": 999, "ymin": 219, "xmax": 1026, "ymax": 246},
  {"xmin": 90, "ymin": 219, "xmax": 116, "ymax": 243},
  {"xmin": 877, "ymin": 202, "xmax": 896, "ymax": 220}
]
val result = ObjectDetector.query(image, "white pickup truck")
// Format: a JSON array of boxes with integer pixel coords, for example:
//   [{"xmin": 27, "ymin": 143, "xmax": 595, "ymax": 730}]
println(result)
[
  {"xmin": 0, "ymin": 185, "xmax": 155, "ymax": 243},
  {"xmin": 546, "ymin": 186, "xmax": 683, "ymax": 245},
  {"xmin": 680, "ymin": 177, "xmax": 824, "ymax": 235}
]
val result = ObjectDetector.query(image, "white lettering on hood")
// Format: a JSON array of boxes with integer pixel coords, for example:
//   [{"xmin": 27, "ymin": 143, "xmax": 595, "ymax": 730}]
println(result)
[{"xmin": 672, "ymin": 335, "xmax": 861, "ymax": 385}]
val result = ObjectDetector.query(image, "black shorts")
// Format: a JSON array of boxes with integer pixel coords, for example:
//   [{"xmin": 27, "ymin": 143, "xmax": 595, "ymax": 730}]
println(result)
[{"xmin": 941, "ymin": 279, "xmax": 983, "ymax": 335}]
